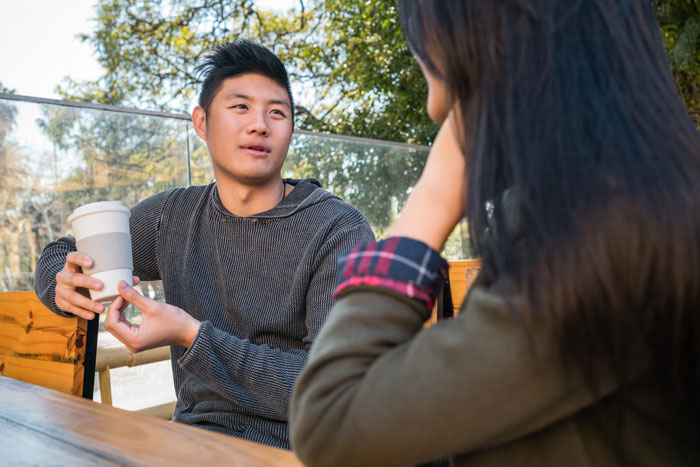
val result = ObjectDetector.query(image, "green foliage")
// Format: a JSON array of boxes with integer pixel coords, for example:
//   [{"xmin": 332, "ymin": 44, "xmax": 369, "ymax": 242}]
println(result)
[
  {"xmin": 61, "ymin": 1, "xmax": 700, "ymax": 139},
  {"xmin": 290, "ymin": 0, "xmax": 439, "ymax": 144},
  {"xmin": 58, "ymin": 0, "xmax": 439, "ymax": 145},
  {"xmin": 0, "ymin": 81, "xmax": 16, "ymax": 94},
  {"xmin": 656, "ymin": 0, "xmax": 700, "ymax": 126}
]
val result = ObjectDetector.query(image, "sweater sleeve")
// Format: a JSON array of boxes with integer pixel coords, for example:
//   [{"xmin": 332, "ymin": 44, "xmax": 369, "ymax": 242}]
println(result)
[
  {"xmin": 176, "ymin": 220, "xmax": 375, "ymax": 422},
  {"xmin": 288, "ymin": 239, "xmax": 640, "ymax": 467},
  {"xmin": 33, "ymin": 190, "xmax": 173, "ymax": 317},
  {"xmin": 34, "ymin": 236, "xmax": 79, "ymax": 318}
]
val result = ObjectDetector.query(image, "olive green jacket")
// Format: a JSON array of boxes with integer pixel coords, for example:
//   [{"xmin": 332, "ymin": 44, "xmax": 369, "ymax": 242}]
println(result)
[{"xmin": 290, "ymin": 274, "xmax": 698, "ymax": 466}]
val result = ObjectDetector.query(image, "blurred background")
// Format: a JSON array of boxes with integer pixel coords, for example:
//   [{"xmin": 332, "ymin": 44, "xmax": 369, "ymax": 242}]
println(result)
[{"xmin": 1, "ymin": 0, "xmax": 698, "ymax": 412}]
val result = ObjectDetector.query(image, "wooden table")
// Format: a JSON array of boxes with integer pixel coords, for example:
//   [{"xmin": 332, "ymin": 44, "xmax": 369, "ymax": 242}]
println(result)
[{"xmin": 0, "ymin": 375, "xmax": 302, "ymax": 466}]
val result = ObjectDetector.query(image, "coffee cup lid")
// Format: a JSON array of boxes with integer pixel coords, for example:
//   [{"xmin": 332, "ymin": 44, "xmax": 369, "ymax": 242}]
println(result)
[{"xmin": 67, "ymin": 201, "xmax": 130, "ymax": 225}]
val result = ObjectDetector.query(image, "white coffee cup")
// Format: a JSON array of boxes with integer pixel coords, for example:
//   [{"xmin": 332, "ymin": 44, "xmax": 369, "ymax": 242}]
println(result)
[{"xmin": 67, "ymin": 201, "xmax": 133, "ymax": 303}]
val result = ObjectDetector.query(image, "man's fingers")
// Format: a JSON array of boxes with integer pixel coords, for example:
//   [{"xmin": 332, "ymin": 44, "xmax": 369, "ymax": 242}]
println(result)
[
  {"xmin": 56, "ymin": 269, "xmax": 103, "ymax": 291},
  {"xmin": 105, "ymin": 297, "xmax": 140, "ymax": 351},
  {"xmin": 111, "ymin": 295, "xmax": 124, "ymax": 310},
  {"xmin": 132, "ymin": 276, "xmax": 141, "ymax": 286},
  {"xmin": 54, "ymin": 299, "xmax": 96, "ymax": 320},
  {"xmin": 59, "ymin": 288, "xmax": 105, "ymax": 313},
  {"xmin": 104, "ymin": 298, "xmax": 119, "ymax": 329},
  {"xmin": 69, "ymin": 308, "xmax": 95, "ymax": 320},
  {"xmin": 105, "ymin": 297, "xmax": 127, "ymax": 330},
  {"xmin": 112, "ymin": 295, "xmax": 131, "ymax": 315},
  {"xmin": 117, "ymin": 281, "xmax": 152, "ymax": 310},
  {"xmin": 65, "ymin": 251, "xmax": 94, "ymax": 271}
]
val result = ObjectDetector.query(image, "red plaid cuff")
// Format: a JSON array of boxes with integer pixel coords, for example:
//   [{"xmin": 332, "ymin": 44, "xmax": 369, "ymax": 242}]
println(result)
[{"xmin": 334, "ymin": 236, "xmax": 448, "ymax": 310}]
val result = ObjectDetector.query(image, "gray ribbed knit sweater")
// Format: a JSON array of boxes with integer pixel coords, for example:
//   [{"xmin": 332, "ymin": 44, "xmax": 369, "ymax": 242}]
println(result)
[{"xmin": 34, "ymin": 178, "xmax": 374, "ymax": 449}]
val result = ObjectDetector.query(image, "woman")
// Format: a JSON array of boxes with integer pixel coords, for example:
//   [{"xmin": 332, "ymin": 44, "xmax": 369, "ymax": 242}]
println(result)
[{"xmin": 290, "ymin": 0, "xmax": 700, "ymax": 465}]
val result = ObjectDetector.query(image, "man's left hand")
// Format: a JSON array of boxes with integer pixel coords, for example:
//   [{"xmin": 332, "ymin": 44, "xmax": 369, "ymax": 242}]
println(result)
[{"xmin": 105, "ymin": 280, "xmax": 201, "ymax": 352}]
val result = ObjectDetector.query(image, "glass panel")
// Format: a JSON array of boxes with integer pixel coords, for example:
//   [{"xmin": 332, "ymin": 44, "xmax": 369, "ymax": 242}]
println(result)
[
  {"xmin": 284, "ymin": 133, "xmax": 474, "ymax": 259},
  {"xmin": 1, "ymin": 95, "xmax": 478, "ymax": 412},
  {"xmin": 0, "ymin": 98, "xmax": 189, "ymax": 292},
  {"xmin": 0, "ymin": 96, "xmax": 474, "ymax": 294},
  {"xmin": 284, "ymin": 133, "xmax": 426, "ymax": 237},
  {"xmin": 444, "ymin": 219, "xmax": 475, "ymax": 260},
  {"xmin": 1, "ymin": 95, "xmax": 475, "ymax": 412}
]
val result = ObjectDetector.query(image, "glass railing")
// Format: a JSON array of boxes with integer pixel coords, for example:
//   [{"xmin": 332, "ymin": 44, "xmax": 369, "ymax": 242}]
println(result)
[
  {"xmin": 0, "ymin": 93, "xmax": 475, "ymax": 411},
  {"xmin": 0, "ymin": 93, "xmax": 473, "ymax": 294}
]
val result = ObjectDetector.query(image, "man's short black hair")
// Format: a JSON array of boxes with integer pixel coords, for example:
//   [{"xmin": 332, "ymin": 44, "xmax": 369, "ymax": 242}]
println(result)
[{"xmin": 195, "ymin": 40, "xmax": 294, "ymax": 120}]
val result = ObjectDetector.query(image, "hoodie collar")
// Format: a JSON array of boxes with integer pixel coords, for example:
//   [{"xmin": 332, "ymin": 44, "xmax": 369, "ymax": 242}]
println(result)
[{"xmin": 212, "ymin": 178, "xmax": 335, "ymax": 219}]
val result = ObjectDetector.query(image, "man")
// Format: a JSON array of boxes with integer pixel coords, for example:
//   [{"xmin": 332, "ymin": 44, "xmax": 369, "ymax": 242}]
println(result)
[{"xmin": 34, "ymin": 40, "xmax": 374, "ymax": 449}]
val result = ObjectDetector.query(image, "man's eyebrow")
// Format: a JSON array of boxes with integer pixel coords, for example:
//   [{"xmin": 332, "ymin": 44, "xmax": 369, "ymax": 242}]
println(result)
[
  {"xmin": 224, "ymin": 92, "xmax": 251, "ymax": 100},
  {"xmin": 223, "ymin": 92, "xmax": 291, "ymax": 108},
  {"xmin": 268, "ymin": 99, "xmax": 291, "ymax": 109}
]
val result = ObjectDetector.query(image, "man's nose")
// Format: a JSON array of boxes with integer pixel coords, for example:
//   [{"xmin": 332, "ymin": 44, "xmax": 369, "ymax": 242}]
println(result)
[{"xmin": 247, "ymin": 112, "xmax": 269, "ymax": 136}]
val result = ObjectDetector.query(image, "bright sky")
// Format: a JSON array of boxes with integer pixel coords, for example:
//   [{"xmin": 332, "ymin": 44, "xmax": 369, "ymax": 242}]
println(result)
[
  {"xmin": 0, "ymin": 0, "xmax": 102, "ymax": 99},
  {"xmin": 0, "ymin": 0, "xmax": 299, "ymax": 101}
]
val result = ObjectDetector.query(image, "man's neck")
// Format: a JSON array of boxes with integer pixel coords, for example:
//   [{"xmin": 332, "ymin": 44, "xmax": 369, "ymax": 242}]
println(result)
[{"xmin": 217, "ymin": 177, "xmax": 287, "ymax": 217}]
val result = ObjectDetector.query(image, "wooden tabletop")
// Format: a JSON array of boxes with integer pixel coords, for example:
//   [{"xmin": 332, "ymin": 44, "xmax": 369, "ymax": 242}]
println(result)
[{"xmin": 0, "ymin": 375, "xmax": 302, "ymax": 466}]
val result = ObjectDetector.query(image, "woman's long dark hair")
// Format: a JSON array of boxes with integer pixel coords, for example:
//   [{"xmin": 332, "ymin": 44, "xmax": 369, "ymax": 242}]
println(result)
[{"xmin": 400, "ymin": 0, "xmax": 700, "ymax": 418}]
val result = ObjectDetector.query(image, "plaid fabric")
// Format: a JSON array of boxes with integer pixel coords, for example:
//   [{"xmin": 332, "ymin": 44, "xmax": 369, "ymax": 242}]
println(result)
[{"xmin": 334, "ymin": 236, "xmax": 449, "ymax": 310}]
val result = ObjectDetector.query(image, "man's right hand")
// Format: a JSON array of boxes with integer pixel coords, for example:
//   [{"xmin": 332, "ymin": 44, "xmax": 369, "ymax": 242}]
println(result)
[{"xmin": 54, "ymin": 252, "xmax": 106, "ymax": 320}]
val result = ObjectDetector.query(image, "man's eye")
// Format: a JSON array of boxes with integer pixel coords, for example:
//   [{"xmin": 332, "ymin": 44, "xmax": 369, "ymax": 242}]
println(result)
[
  {"xmin": 231, "ymin": 104, "xmax": 247, "ymax": 110},
  {"xmin": 271, "ymin": 109, "xmax": 286, "ymax": 117}
]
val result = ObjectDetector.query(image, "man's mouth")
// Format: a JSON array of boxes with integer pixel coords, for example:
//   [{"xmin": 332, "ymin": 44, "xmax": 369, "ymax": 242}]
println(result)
[{"xmin": 242, "ymin": 142, "xmax": 271, "ymax": 156}]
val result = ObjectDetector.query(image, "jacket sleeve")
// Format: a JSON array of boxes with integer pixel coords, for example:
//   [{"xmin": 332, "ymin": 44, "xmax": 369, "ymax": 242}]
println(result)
[
  {"xmin": 176, "ymin": 220, "xmax": 375, "ymax": 422},
  {"xmin": 288, "ymin": 241, "xmax": 640, "ymax": 467},
  {"xmin": 33, "ymin": 189, "xmax": 173, "ymax": 317}
]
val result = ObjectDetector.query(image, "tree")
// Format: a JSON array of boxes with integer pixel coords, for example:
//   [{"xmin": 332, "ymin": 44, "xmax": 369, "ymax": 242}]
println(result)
[
  {"xmin": 0, "ymin": 95, "xmax": 191, "ymax": 291},
  {"xmin": 0, "ymin": 97, "xmax": 40, "ymax": 291},
  {"xmin": 35, "ymin": 105, "xmax": 189, "ymax": 210},
  {"xmin": 58, "ymin": 0, "xmax": 439, "ymax": 145},
  {"xmin": 62, "ymin": 1, "xmax": 700, "ymax": 138},
  {"xmin": 656, "ymin": 0, "xmax": 700, "ymax": 126},
  {"xmin": 49, "ymin": 0, "xmax": 699, "ymax": 255},
  {"xmin": 0, "ymin": 81, "xmax": 16, "ymax": 94}
]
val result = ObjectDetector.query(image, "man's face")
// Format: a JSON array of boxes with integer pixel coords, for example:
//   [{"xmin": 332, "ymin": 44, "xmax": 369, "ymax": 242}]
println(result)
[{"xmin": 193, "ymin": 73, "xmax": 294, "ymax": 186}]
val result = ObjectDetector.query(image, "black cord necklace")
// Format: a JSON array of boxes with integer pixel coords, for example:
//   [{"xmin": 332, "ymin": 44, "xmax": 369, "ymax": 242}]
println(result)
[{"xmin": 280, "ymin": 180, "xmax": 286, "ymax": 203}]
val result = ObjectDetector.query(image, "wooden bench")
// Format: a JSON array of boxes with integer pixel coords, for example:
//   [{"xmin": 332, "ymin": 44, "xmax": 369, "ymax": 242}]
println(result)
[
  {"xmin": 0, "ymin": 291, "xmax": 97, "ymax": 398},
  {"xmin": 426, "ymin": 259, "xmax": 482, "ymax": 326},
  {"xmin": 445, "ymin": 259, "xmax": 482, "ymax": 311}
]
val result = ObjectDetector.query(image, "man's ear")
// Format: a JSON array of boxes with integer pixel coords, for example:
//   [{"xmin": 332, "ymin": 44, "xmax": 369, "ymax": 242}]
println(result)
[{"xmin": 192, "ymin": 106, "xmax": 207, "ymax": 141}]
